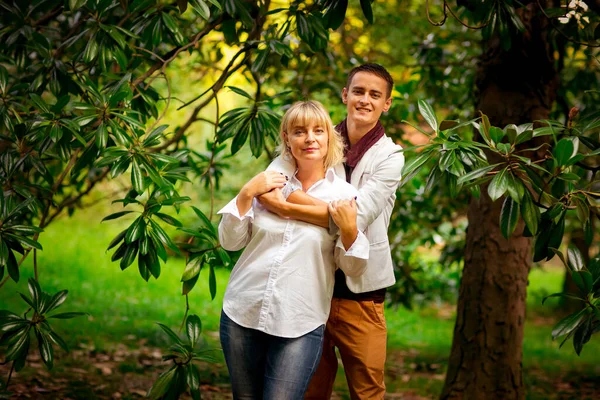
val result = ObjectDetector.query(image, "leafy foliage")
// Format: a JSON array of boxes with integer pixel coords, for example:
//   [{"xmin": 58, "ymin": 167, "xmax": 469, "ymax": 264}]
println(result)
[
  {"xmin": 0, "ymin": 279, "xmax": 86, "ymax": 372},
  {"xmin": 402, "ymin": 101, "xmax": 600, "ymax": 351},
  {"xmin": 147, "ymin": 314, "xmax": 215, "ymax": 400}
]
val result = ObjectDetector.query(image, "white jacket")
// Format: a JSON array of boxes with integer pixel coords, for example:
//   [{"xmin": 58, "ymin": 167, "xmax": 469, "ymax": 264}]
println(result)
[{"xmin": 268, "ymin": 135, "xmax": 404, "ymax": 293}]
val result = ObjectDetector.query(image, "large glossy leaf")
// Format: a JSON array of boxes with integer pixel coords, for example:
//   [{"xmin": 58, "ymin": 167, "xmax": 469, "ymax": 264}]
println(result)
[
  {"xmin": 35, "ymin": 328, "xmax": 54, "ymax": 369},
  {"xmin": 487, "ymin": 168, "xmax": 508, "ymax": 201},
  {"xmin": 552, "ymin": 309, "xmax": 586, "ymax": 342},
  {"xmin": 186, "ymin": 315, "xmax": 202, "ymax": 346},
  {"xmin": 553, "ymin": 138, "xmax": 575, "ymax": 167},
  {"xmin": 500, "ymin": 196, "xmax": 519, "ymax": 239},
  {"xmin": 520, "ymin": 191, "xmax": 539, "ymax": 235},
  {"xmin": 147, "ymin": 365, "xmax": 178, "ymax": 399},
  {"xmin": 418, "ymin": 100, "xmax": 437, "ymax": 133}
]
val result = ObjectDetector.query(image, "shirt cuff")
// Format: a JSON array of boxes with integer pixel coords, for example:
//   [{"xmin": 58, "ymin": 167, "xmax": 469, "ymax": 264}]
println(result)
[
  {"xmin": 336, "ymin": 230, "xmax": 369, "ymax": 259},
  {"xmin": 281, "ymin": 181, "xmax": 302, "ymax": 200},
  {"xmin": 216, "ymin": 196, "xmax": 254, "ymax": 220}
]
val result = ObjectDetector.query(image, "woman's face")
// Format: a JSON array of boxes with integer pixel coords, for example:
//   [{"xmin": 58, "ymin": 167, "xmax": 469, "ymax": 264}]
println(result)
[{"xmin": 285, "ymin": 122, "xmax": 329, "ymax": 165}]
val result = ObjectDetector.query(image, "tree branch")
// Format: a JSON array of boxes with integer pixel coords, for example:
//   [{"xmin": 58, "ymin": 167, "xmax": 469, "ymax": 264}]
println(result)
[{"xmin": 132, "ymin": 15, "xmax": 224, "ymax": 87}]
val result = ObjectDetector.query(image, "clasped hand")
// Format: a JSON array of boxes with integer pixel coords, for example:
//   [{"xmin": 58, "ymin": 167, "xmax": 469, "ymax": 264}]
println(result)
[
  {"xmin": 328, "ymin": 198, "xmax": 358, "ymax": 233},
  {"xmin": 242, "ymin": 171, "xmax": 287, "ymax": 198}
]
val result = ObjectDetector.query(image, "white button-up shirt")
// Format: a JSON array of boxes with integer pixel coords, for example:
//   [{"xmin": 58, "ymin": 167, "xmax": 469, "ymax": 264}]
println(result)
[{"xmin": 218, "ymin": 168, "xmax": 369, "ymax": 338}]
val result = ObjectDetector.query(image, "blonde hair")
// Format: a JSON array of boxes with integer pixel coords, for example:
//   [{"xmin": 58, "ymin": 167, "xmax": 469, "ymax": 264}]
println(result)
[{"xmin": 278, "ymin": 100, "xmax": 345, "ymax": 170}]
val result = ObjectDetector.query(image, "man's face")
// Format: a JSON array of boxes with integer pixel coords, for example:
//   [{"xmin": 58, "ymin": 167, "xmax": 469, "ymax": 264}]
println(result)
[{"xmin": 342, "ymin": 71, "xmax": 392, "ymax": 128}]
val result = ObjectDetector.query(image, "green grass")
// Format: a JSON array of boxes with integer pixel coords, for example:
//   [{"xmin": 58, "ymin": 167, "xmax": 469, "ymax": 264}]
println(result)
[
  {"xmin": 2, "ymin": 206, "xmax": 600, "ymax": 398},
  {"xmin": 1, "ymin": 204, "xmax": 228, "ymax": 350}
]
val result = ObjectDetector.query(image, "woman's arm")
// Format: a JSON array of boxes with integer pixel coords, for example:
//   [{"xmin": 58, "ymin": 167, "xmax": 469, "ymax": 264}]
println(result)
[
  {"xmin": 217, "ymin": 171, "xmax": 287, "ymax": 251},
  {"xmin": 236, "ymin": 171, "xmax": 287, "ymax": 215}
]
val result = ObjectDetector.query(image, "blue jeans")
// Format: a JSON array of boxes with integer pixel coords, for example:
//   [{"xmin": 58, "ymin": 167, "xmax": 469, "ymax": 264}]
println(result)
[{"xmin": 219, "ymin": 310, "xmax": 325, "ymax": 400}]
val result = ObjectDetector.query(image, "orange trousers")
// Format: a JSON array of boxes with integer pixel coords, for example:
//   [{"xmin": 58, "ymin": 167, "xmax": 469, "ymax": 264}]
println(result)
[{"xmin": 304, "ymin": 297, "xmax": 387, "ymax": 400}]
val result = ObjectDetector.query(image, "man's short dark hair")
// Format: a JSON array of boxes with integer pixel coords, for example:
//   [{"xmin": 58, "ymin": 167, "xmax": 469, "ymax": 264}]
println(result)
[{"xmin": 346, "ymin": 63, "xmax": 394, "ymax": 98}]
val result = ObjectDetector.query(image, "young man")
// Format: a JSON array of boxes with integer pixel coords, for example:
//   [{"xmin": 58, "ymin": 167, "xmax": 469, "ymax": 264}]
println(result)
[{"xmin": 259, "ymin": 63, "xmax": 404, "ymax": 399}]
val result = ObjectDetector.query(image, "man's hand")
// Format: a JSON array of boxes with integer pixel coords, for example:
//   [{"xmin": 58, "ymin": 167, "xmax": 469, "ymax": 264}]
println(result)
[
  {"xmin": 329, "ymin": 198, "xmax": 358, "ymax": 249},
  {"xmin": 257, "ymin": 188, "xmax": 287, "ymax": 217}
]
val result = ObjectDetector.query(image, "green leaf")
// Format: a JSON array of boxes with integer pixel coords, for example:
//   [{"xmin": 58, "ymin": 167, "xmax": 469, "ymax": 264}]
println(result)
[
  {"xmin": 5, "ymin": 326, "xmax": 30, "ymax": 362},
  {"xmin": 478, "ymin": 112, "xmax": 492, "ymax": 146},
  {"xmin": 226, "ymin": 85, "xmax": 253, "ymax": 100},
  {"xmin": 0, "ymin": 311, "xmax": 27, "ymax": 332},
  {"xmin": 47, "ymin": 330, "xmax": 69, "ymax": 352},
  {"xmin": 48, "ymin": 312, "xmax": 87, "ymax": 319},
  {"xmin": 154, "ymin": 213, "xmax": 182, "ymax": 227},
  {"xmin": 487, "ymin": 168, "xmax": 508, "ymax": 201},
  {"xmin": 131, "ymin": 159, "xmax": 145, "ymax": 194},
  {"xmin": 488, "ymin": 126, "xmax": 505, "ymax": 144},
  {"xmin": 553, "ymin": 138, "xmax": 574, "ymax": 167},
  {"xmin": 5, "ymin": 225, "xmax": 43, "ymax": 235},
  {"xmin": 209, "ymin": 264, "xmax": 217, "ymax": 300},
  {"xmin": 567, "ymin": 247, "xmax": 584, "ymax": 272},
  {"xmin": 35, "ymin": 329, "xmax": 54, "ymax": 369},
  {"xmin": 542, "ymin": 292, "xmax": 583, "ymax": 305},
  {"xmin": 146, "ymin": 250, "xmax": 161, "ymax": 279},
  {"xmin": 573, "ymin": 316, "xmax": 593, "ymax": 356},
  {"xmin": 181, "ymin": 257, "xmax": 202, "ymax": 282},
  {"xmin": 217, "ymin": 247, "xmax": 231, "ymax": 266},
  {"xmin": 520, "ymin": 191, "xmax": 539, "ymax": 235},
  {"xmin": 0, "ymin": 65, "xmax": 8, "ymax": 93},
  {"xmin": 149, "ymin": 220, "xmax": 180, "ymax": 254},
  {"xmin": 418, "ymin": 100, "xmax": 437, "ymax": 132},
  {"xmin": 157, "ymin": 323, "xmax": 183, "ymax": 345},
  {"xmin": 6, "ymin": 247, "xmax": 18, "ymax": 282},
  {"xmin": 588, "ymin": 257, "xmax": 600, "ymax": 281},
  {"xmin": 125, "ymin": 216, "xmax": 145, "ymax": 244},
  {"xmin": 191, "ymin": 206, "xmax": 216, "ymax": 234},
  {"xmin": 186, "ymin": 364, "xmax": 201, "ymax": 395},
  {"xmin": 359, "ymin": 0, "xmax": 374, "ymax": 24},
  {"xmin": 186, "ymin": 315, "xmax": 202, "ymax": 346},
  {"xmin": 323, "ymin": 0, "xmax": 348, "ymax": 30},
  {"xmin": 182, "ymin": 273, "xmax": 199, "ymax": 295},
  {"xmin": 500, "ymin": 196, "xmax": 519, "ymax": 239},
  {"xmin": 4, "ymin": 233, "xmax": 42, "ymax": 251},
  {"xmin": 107, "ymin": 229, "xmax": 127, "ymax": 251},
  {"xmin": 190, "ymin": 0, "xmax": 210, "ymax": 20},
  {"xmin": 69, "ymin": 0, "xmax": 87, "ymax": 11},
  {"xmin": 206, "ymin": 0, "xmax": 222, "ymax": 11},
  {"xmin": 147, "ymin": 365, "xmax": 178, "ymax": 399},
  {"xmin": 0, "ymin": 240, "xmax": 8, "ymax": 267},
  {"xmin": 102, "ymin": 211, "xmax": 134, "ymax": 222},
  {"xmin": 120, "ymin": 243, "xmax": 138, "ymax": 270},
  {"xmin": 161, "ymin": 12, "xmax": 185, "ymax": 44},
  {"xmin": 138, "ymin": 255, "xmax": 150, "ymax": 281},
  {"xmin": 44, "ymin": 290, "xmax": 68, "ymax": 314},
  {"xmin": 28, "ymin": 278, "xmax": 42, "ymax": 308},
  {"xmin": 82, "ymin": 36, "xmax": 99, "ymax": 63},
  {"xmin": 552, "ymin": 309, "xmax": 585, "ymax": 340},
  {"xmin": 112, "ymin": 112, "xmax": 145, "ymax": 129}
]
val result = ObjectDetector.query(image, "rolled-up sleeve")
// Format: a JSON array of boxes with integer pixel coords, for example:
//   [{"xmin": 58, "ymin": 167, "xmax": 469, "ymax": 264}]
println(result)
[
  {"xmin": 334, "ymin": 230, "xmax": 369, "ymax": 277},
  {"xmin": 217, "ymin": 197, "xmax": 254, "ymax": 251}
]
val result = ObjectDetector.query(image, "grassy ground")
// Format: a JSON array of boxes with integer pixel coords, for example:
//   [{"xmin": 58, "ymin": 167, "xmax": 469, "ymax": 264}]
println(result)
[{"xmin": 1, "ymin": 205, "xmax": 599, "ymax": 399}]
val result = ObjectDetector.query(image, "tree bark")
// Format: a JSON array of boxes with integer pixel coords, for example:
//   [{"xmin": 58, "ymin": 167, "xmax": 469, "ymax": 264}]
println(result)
[{"xmin": 441, "ymin": 2, "xmax": 559, "ymax": 399}]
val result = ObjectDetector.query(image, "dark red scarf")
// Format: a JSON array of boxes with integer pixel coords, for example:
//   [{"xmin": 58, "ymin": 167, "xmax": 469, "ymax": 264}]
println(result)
[{"xmin": 336, "ymin": 119, "xmax": 385, "ymax": 181}]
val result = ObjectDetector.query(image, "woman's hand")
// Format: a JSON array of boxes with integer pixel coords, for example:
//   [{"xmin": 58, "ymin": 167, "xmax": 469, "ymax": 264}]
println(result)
[
  {"xmin": 242, "ymin": 171, "xmax": 288, "ymax": 198},
  {"xmin": 236, "ymin": 172, "xmax": 287, "ymax": 215},
  {"xmin": 328, "ymin": 198, "xmax": 358, "ymax": 250}
]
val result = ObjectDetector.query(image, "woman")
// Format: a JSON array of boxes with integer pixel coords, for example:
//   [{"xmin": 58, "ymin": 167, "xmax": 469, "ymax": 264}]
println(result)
[{"xmin": 217, "ymin": 100, "xmax": 369, "ymax": 400}]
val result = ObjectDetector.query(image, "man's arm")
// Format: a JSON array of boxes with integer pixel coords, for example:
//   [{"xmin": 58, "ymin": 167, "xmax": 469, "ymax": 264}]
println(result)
[
  {"xmin": 258, "ymin": 189, "xmax": 329, "ymax": 228},
  {"xmin": 355, "ymin": 149, "xmax": 405, "ymax": 231}
]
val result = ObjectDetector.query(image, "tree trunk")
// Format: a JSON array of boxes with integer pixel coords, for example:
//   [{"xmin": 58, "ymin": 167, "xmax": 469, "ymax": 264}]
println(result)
[{"xmin": 441, "ymin": 3, "xmax": 559, "ymax": 399}]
